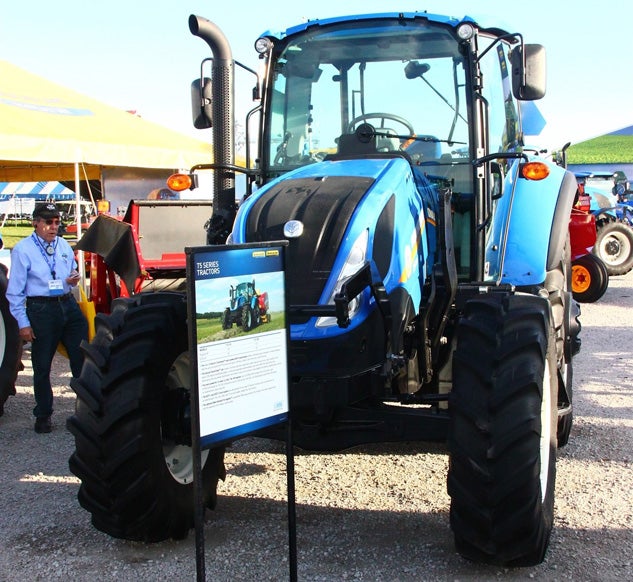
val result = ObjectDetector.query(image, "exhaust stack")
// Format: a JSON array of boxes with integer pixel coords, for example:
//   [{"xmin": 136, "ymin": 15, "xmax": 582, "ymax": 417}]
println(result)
[{"xmin": 189, "ymin": 14, "xmax": 236, "ymax": 243}]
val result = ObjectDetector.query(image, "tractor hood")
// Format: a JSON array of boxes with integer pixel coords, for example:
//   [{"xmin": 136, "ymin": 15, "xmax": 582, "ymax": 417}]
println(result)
[{"xmin": 232, "ymin": 157, "xmax": 434, "ymax": 325}]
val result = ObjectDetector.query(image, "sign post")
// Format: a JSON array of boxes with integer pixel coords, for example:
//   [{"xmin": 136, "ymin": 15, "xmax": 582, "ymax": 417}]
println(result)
[{"xmin": 185, "ymin": 241, "xmax": 295, "ymax": 581}]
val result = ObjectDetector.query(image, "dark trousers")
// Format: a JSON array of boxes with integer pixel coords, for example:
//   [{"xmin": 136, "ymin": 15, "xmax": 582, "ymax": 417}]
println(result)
[{"xmin": 26, "ymin": 297, "xmax": 88, "ymax": 418}]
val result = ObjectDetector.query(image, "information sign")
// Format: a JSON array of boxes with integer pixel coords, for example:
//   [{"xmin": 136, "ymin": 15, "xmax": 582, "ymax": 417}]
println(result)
[
  {"xmin": 187, "ymin": 242, "xmax": 289, "ymax": 448},
  {"xmin": 186, "ymin": 241, "xmax": 295, "ymax": 582}
]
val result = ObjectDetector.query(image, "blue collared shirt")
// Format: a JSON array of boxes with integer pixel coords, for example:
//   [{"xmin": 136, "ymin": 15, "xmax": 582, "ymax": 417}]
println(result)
[{"xmin": 6, "ymin": 232, "xmax": 78, "ymax": 329}]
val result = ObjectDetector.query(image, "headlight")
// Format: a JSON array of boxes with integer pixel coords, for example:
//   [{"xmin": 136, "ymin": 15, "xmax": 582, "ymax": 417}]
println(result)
[
  {"xmin": 456, "ymin": 22, "xmax": 475, "ymax": 40},
  {"xmin": 254, "ymin": 37, "xmax": 273, "ymax": 54},
  {"xmin": 316, "ymin": 229, "xmax": 368, "ymax": 328}
]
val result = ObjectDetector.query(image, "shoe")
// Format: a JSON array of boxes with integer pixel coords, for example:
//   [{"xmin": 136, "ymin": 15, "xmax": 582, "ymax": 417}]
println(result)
[{"xmin": 34, "ymin": 417, "xmax": 52, "ymax": 433}]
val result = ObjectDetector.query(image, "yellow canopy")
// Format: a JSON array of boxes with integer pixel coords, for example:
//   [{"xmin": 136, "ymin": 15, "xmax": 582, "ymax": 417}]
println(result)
[{"xmin": 0, "ymin": 60, "xmax": 212, "ymax": 182}]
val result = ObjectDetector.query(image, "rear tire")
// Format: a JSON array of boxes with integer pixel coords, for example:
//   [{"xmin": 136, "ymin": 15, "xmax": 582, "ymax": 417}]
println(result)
[
  {"xmin": 221, "ymin": 307, "xmax": 231, "ymax": 329},
  {"xmin": 448, "ymin": 294, "xmax": 557, "ymax": 566},
  {"xmin": 592, "ymin": 220, "xmax": 633, "ymax": 275},
  {"xmin": 67, "ymin": 292, "xmax": 225, "ymax": 542}
]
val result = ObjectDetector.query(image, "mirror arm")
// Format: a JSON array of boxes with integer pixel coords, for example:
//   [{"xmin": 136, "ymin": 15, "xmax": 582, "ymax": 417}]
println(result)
[{"xmin": 474, "ymin": 33, "xmax": 523, "ymax": 63}]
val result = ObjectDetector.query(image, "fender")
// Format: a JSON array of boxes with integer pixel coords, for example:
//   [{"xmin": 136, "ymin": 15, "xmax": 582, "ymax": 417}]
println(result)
[
  {"xmin": 592, "ymin": 207, "xmax": 618, "ymax": 222},
  {"xmin": 486, "ymin": 161, "xmax": 577, "ymax": 286}
]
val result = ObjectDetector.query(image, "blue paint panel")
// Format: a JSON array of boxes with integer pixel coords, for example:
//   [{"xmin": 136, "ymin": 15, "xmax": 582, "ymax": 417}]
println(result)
[
  {"xmin": 200, "ymin": 413, "xmax": 288, "ymax": 448},
  {"xmin": 192, "ymin": 246, "xmax": 284, "ymax": 280},
  {"xmin": 487, "ymin": 160, "xmax": 569, "ymax": 286}
]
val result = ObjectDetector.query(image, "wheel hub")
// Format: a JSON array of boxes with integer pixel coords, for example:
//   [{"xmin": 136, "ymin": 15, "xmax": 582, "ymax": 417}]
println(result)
[
  {"xmin": 571, "ymin": 265, "xmax": 590, "ymax": 293},
  {"xmin": 604, "ymin": 238, "xmax": 621, "ymax": 257}
]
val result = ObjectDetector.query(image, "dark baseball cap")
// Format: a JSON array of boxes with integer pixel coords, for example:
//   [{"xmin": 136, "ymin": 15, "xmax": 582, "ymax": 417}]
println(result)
[{"xmin": 33, "ymin": 202, "xmax": 61, "ymax": 220}]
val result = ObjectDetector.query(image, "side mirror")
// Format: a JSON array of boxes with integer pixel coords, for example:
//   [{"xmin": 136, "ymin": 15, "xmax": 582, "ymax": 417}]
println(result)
[
  {"xmin": 510, "ymin": 44, "xmax": 546, "ymax": 101},
  {"xmin": 191, "ymin": 77, "xmax": 213, "ymax": 129}
]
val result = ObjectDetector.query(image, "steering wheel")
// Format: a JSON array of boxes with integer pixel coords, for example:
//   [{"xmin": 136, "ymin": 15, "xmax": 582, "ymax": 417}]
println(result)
[{"xmin": 346, "ymin": 112, "xmax": 415, "ymax": 137}]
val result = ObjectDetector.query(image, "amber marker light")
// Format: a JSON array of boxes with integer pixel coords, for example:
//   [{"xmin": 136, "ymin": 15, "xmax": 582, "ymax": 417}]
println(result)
[
  {"xmin": 521, "ymin": 161, "xmax": 550, "ymax": 180},
  {"xmin": 167, "ymin": 173, "xmax": 193, "ymax": 191},
  {"xmin": 97, "ymin": 200, "xmax": 111, "ymax": 214}
]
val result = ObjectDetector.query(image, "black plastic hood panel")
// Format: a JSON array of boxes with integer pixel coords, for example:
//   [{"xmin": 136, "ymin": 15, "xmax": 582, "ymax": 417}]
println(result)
[{"xmin": 245, "ymin": 175, "xmax": 374, "ymax": 311}]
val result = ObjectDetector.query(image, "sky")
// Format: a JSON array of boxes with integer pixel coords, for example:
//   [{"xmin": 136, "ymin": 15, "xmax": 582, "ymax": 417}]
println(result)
[{"xmin": 2, "ymin": 0, "xmax": 632, "ymax": 153}]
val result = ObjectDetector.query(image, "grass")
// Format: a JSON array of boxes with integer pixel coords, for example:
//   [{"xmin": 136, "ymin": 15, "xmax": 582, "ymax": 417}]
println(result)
[
  {"xmin": 0, "ymin": 223, "xmax": 82, "ymax": 250},
  {"xmin": 567, "ymin": 135, "xmax": 633, "ymax": 164},
  {"xmin": 196, "ymin": 312, "xmax": 286, "ymax": 343},
  {"xmin": 1, "ymin": 223, "xmax": 33, "ymax": 249}
]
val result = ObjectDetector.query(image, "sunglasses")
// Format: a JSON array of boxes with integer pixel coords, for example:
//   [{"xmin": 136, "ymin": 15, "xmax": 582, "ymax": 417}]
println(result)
[{"xmin": 43, "ymin": 218, "xmax": 61, "ymax": 226}]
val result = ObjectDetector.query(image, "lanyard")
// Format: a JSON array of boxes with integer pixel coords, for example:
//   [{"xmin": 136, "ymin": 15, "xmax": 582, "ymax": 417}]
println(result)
[{"xmin": 31, "ymin": 233, "xmax": 58, "ymax": 279}]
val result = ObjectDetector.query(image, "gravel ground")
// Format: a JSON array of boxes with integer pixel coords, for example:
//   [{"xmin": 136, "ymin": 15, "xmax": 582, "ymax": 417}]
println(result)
[{"xmin": 1, "ymin": 271, "xmax": 632, "ymax": 581}]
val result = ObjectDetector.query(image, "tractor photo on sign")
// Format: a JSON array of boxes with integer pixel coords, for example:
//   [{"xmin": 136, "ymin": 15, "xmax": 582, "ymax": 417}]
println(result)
[
  {"xmin": 221, "ymin": 279, "xmax": 270, "ymax": 332},
  {"xmin": 194, "ymin": 270, "xmax": 284, "ymax": 344}
]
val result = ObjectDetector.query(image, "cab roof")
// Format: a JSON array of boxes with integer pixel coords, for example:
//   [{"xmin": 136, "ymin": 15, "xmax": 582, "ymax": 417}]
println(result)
[{"xmin": 260, "ymin": 12, "xmax": 476, "ymax": 41}]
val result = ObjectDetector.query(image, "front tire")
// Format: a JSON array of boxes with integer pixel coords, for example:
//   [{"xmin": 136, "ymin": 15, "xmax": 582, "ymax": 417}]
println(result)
[
  {"xmin": 67, "ymin": 292, "xmax": 225, "ymax": 542},
  {"xmin": 241, "ymin": 304, "xmax": 253, "ymax": 332},
  {"xmin": 448, "ymin": 294, "xmax": 557, "ymax": 566},
  {"xmin": 546, "ymin": 243, "xmax": 581, "ymax": 447}
]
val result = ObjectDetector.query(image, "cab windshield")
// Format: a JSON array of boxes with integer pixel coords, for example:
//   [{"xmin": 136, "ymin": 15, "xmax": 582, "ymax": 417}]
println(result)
[{"xmin": 266, "ymin": 18, "xmax": 469, "ymax": 171}]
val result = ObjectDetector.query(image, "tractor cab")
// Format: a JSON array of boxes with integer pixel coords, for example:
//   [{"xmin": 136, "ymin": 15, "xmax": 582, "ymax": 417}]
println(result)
[
  {"xmin": 189, "ymin": 13, "xmax": 546, "ymax": 282},
  {"xmin": 230, "ymin": 281, "xmax": 254, "ymax": 310}
]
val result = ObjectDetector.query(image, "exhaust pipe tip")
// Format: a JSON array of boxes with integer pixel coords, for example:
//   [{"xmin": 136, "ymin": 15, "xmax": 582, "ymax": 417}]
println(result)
[
  {"xmin": 188, "ymin": 14, "xmax": 201, "ymax": 35},
  {"xmin": 189, "ymin": 14, "xmax": 232, "ymax": 62}
]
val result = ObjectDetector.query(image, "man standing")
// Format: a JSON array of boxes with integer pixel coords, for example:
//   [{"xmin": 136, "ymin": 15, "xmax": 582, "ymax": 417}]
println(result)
[{"xmin": 7, "ymin": 202, "xmax": 88, "ymax": 433}]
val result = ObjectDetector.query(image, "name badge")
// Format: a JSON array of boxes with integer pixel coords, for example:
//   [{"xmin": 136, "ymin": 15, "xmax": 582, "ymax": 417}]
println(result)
[{"xmin": 49, "ymin": 279, "xmax": 64, "ymax": 296}]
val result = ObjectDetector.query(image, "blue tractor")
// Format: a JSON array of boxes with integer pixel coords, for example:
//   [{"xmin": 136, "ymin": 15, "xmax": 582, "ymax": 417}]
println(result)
[
  {"xmin": 68, "ymin": 12, "xmax": 582, "ymax": 566},
  {"xmin": 221, "ymin": 280, "xmax": 259, "ymax": 331}
]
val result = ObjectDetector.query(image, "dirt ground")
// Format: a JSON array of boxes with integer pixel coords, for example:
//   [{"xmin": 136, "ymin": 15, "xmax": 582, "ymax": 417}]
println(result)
[{"xmin": 0, "ymin": 271, "xmax": 631, "ymax": 581}]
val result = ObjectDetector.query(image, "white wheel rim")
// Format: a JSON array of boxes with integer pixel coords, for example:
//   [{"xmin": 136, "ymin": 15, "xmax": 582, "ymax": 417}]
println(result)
[
  {"xmin": 162, "ymin": 352, "xmax": 209, "ymax": 485},
  {"xmin": 164, "ymin": 443, "xmax": 208, "ymax": 485},
  {"xmin": 600, "ymin": 232, "xmax": 631, "ymax": 266}
]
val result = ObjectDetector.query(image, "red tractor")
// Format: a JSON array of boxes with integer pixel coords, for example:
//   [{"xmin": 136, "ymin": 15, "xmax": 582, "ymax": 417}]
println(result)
[
  {"xmin": 569, "ymin": 195, "xmax": 609, "ymax": 303},
  {"xmin": 556, "ymin": 142, "xmax": 609, "ymax": 304}
]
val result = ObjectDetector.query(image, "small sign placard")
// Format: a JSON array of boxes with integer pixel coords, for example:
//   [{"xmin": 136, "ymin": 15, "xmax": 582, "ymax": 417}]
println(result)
[{"xmin": 186, "ymin": 242, "xmax": 289, "ymax": 449}]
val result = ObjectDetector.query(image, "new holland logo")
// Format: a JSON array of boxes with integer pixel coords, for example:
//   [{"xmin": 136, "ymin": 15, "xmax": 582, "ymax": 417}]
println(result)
[{"xmin": 283, "ymin": 220, "xmax": 304, "ymax": 238}]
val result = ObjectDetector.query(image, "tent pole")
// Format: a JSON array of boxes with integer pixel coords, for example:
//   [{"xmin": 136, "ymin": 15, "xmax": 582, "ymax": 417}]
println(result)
[
  {"xmin": 81, "ymin": 163, "xmax": 97, "ymax": 217},
  {"xmin": 74, "ymin": 162, "xmax": 85, "ymax": 289},
  {"xmin": 74, "ymin": 162, "xmax": 82, "ymax": 239}
]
